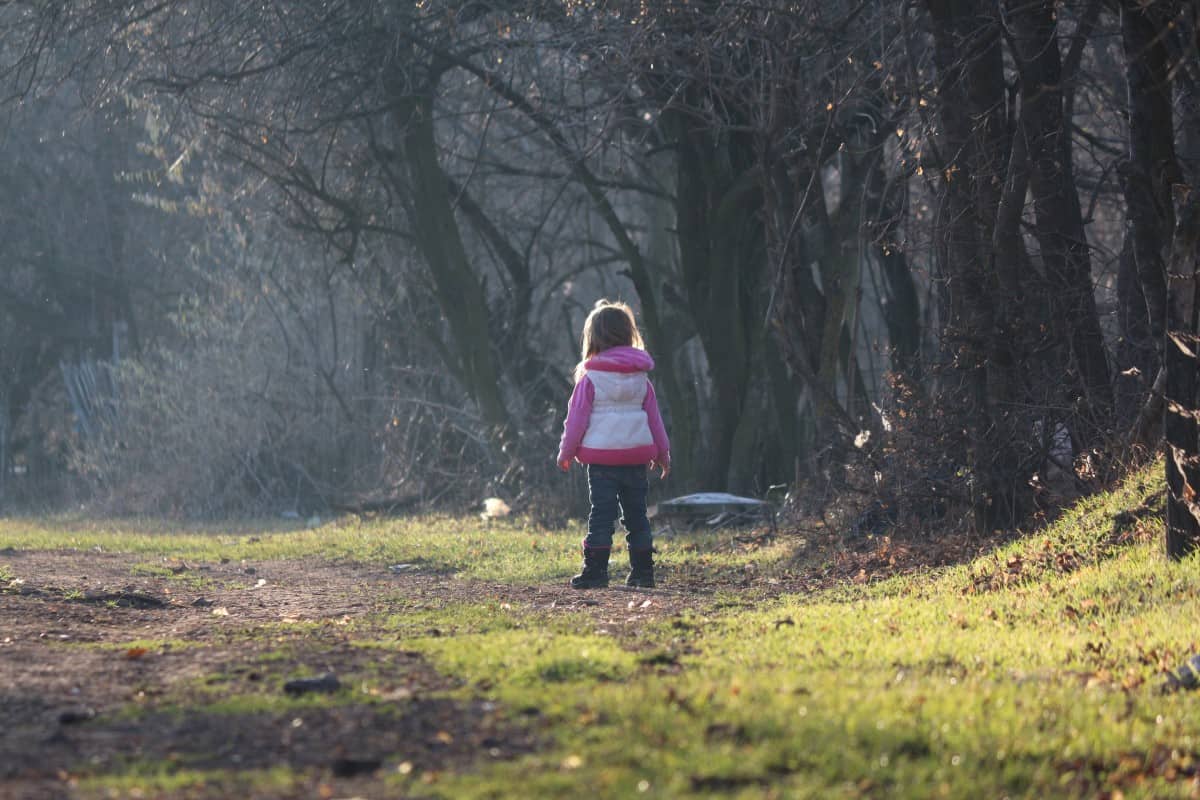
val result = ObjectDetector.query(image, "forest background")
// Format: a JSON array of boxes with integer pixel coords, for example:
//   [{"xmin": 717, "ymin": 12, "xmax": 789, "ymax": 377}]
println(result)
[{"xmin": 1, "ymin": 0, "xmax": 1198, "ymax": 552}]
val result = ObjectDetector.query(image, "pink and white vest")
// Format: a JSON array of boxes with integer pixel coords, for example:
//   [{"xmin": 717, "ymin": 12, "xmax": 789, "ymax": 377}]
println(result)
[
  {"xmin": 579, "ymin": 369, "xmax": 655, "ymax": 460},
  {"xmin": 557, "ymin": 346, "xmax": 670, "ymax": 467}
]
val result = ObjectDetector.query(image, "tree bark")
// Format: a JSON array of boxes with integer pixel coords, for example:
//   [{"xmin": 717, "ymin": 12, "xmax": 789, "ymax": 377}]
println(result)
[
  {"xmin": 393, "ymin": 86, "xmax": 511, "ymax": 435},
  {"xmin": 1007, "ymin": 0, "xmax": 1114, "ymax": 430},
  {"xmin": 1163, "ymin": 3, "xmax": 1200, "ymax": 557},
  {"xmin": 1120, "ymin": 0, "xmax": 1177, "ymax": 383},
  {"xmin": 926, "ymin": 0, "xmax": 1027, "ymax": 529},
  {"xmin": 1163, "ymin": 190, "xmax": 1200, "ymax": 558},
  {"xmin": 670, "ymin": 106, "xmax": 766, "ymax": 491}
]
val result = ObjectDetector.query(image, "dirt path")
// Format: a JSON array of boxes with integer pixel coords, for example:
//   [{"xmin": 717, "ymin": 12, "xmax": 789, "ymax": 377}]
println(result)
[{"xmin": 0, "ymin": 550, "xmax": 721, "ymax": 799}]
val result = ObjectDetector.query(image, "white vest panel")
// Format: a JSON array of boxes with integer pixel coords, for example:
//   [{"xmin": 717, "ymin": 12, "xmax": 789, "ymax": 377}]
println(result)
[{"xmin": 580, "ymin": 371, "xmax": 654, "ymax": 451}]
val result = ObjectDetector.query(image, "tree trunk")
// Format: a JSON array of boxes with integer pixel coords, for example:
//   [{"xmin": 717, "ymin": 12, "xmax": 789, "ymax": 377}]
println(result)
[
  {"xmin": 1120, "ymin": 0, "xmax": 1177, "ymax": 383},
  {"xmin": 864, "ymin": 156, "xmax": 921, "ymax": 380},
  {"xmin": 393, "ymin": 88, "xmax": 511, "ymax": 435},
  {"xmin": 1007, "ymin": 0, "xmax": 1114, "ymax": 431},
  {"xmin": 763, "ymin": 161, "xmax": 844, "ymax": 454},
  {"xmin": 670, "ymin": 107, "xmax": 768, "ymax": 491},
  {"xmin": 1163, "ymin": 191, "xmax": 1200, "ymax": 559},
  {"xmin": 1164, "ymin": 7, "xmax": 1200, "ymax": 558},
  {"xmin": 1116, "ymin": 230, "xmax": 1157, "ymax": 427},
  {"xmin": 926, "ymin": 0, "xmax": 1027, "ymax": 529}
]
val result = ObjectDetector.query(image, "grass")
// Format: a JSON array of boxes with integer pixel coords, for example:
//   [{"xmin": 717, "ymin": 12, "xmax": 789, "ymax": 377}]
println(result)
[
  {"xmin": 383, "ymin": 469, "xmax": 1195, "ymax": 799},
  {"xmin": 0, "ymin": 514, "xmax": 583, "ymax": 582},
  {"xmin": 76, "ymin": 766, "xmax": 302, "ymax": 798},
  {"xmin": 8, "ymin": 464, "xmax": 1200, "ymax": 798},
  {"xmin": 0, "ymin": 512, "xmax": 808, "ymax": 586}
]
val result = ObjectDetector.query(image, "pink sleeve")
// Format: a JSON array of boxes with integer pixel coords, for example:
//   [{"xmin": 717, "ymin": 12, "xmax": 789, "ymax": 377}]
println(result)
[
  {"xmin": 643, "ymin": 380, "xmax": 671, "ymax": 462},
  {"xmin": 557, "ymin": 377, "xmax": 594, "ymax": 462}
]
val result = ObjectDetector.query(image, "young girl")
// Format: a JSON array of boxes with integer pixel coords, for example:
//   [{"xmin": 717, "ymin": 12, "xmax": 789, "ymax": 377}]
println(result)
[{"xmin": 557, "ymin": 300, "xmax": 670, "ymax": 589}]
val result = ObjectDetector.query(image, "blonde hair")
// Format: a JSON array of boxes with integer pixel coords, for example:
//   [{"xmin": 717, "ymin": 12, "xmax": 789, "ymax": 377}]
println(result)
[{"xmin": 574, "ymin": 299, "xmax": 644, "ymax": 382}]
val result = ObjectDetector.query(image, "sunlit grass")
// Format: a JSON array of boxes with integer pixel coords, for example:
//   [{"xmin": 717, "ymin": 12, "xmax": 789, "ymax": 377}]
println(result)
[
  {"xmin": 0, "ymin": 514, "xmax": 588, "ymax": 582},
  {"xmin": 0, "ymin": 512, "xmax": 810, "ymax": 586},
  {"xmin": 11, "ymin": 464, "xmax": 1200, "ymax": 798},
  {"xmin": 75, "ymin": 765, "xmax": 303, "ymax": 798},
  {"xmin": 398, "ymin": 465, "xmax": 1200, "ymax": 799}
]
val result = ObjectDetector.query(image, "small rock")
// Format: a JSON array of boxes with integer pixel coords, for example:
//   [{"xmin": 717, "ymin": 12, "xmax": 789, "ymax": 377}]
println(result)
[
  {"xmin": 388, "ymin": 563, "xmax": 418, "ymax": 573},
  {"xmin": 331, "ymin": 757, "xmax": 381, "ymax": 778},
  {"xmin": 191, "ymin": 597, "xmax": 214, "ymax": 608},
  {"xmin": 43, "ymin": 728, "xmax": 70, "ymax": 745},
  {"xmin": 58, "ymin": 707, "xmax": 96, "ymax": 725},
  {"xmin": 283, "ymin": 673, "xmax": 340, "ymax": 696},
  {"xmin": 1163, "ymin": 653, "xmax": 1200, "ymax": 693}
]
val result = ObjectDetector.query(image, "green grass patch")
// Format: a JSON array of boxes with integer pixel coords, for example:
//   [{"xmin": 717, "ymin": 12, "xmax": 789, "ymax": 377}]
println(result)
[
  {"xmin": 14, "ymin": 463, "xmax": 1200, "ymax": 798},
  {"xmin": 422, "ymin": 629, "xmax": 637, "ymax": 689},
  {"xmin": 94, "ymin": 637, "xmax": 204, "ymax": 654},
  {"xmin": 0, "ymin": 512, "xmax": 813, "ymax": 587},
  {"xmin": 0, "ymin": 515, "xmax": 590, "ymax": 582},
  {"xmin": 406, "ymin": 466, "xmax": 1200, "ymax": 799},
  {"xmin": 75, "ymin": 765, "xmax": 302, "ymax": 798},
  {"xmin": 130, "ymin": 561, "xmax": 216, "ymax": 590}
]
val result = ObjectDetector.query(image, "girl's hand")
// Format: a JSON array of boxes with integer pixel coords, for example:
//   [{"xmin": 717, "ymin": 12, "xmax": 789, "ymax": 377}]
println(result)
[
  {"xmin": 557, "ymin": 456, "xmax": 572, "ymax": 472},
  {"xmin": 652, "ymin": 459, "xmax": 670, "ymax": 479}
]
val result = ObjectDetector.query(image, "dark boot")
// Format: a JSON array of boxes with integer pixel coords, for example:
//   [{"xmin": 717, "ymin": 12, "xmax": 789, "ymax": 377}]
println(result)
[
  {"xmin": 570, "ymin": 548, "xmax": 610, "ymax": 589},
  {"xmin": 626, "ymin": 548, "xmax": 655, "ymax": 588}
]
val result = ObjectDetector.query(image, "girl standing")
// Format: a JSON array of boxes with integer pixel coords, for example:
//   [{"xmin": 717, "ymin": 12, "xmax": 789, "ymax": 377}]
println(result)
[{"xmin": 557, "ymin": 300, "xmax": 670, "ymax": 589}]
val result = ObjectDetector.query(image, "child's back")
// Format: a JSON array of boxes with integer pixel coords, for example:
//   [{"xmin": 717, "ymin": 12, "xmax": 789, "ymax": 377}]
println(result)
[{"xmin": 557, "ymin": 301, "xmax": 670, "ymax": 590}]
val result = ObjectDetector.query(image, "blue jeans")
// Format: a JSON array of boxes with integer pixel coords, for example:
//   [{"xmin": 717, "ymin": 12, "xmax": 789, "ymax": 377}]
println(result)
[{"xmin": 585, "ymin": 464, "xmax": 653, "ymax": 551}]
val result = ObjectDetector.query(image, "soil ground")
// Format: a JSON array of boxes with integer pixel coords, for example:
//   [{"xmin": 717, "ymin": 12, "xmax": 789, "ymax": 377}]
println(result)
[
  {"xmin": 0, "ymin": 506, "xmax": 1137, "ymax": 800},
  {"xmin": 0, "ymin": 549, "xmax": 716, "ymax": 800}
]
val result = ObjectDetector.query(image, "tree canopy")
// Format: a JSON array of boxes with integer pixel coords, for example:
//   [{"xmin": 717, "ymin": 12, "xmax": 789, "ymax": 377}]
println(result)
[{"xmin": 0, "ymin": 0, "xmax": 1197, "ymax": 551}]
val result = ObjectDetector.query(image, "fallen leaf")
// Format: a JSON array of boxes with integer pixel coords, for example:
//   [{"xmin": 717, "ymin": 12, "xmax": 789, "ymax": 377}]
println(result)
[
  {"xmin": 124, "ymin": 647, "xmax": 148, "ymax": 660},
  {"xmin": 211, "ymin": 607, "xmax": 230, "ymax": 617}
]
